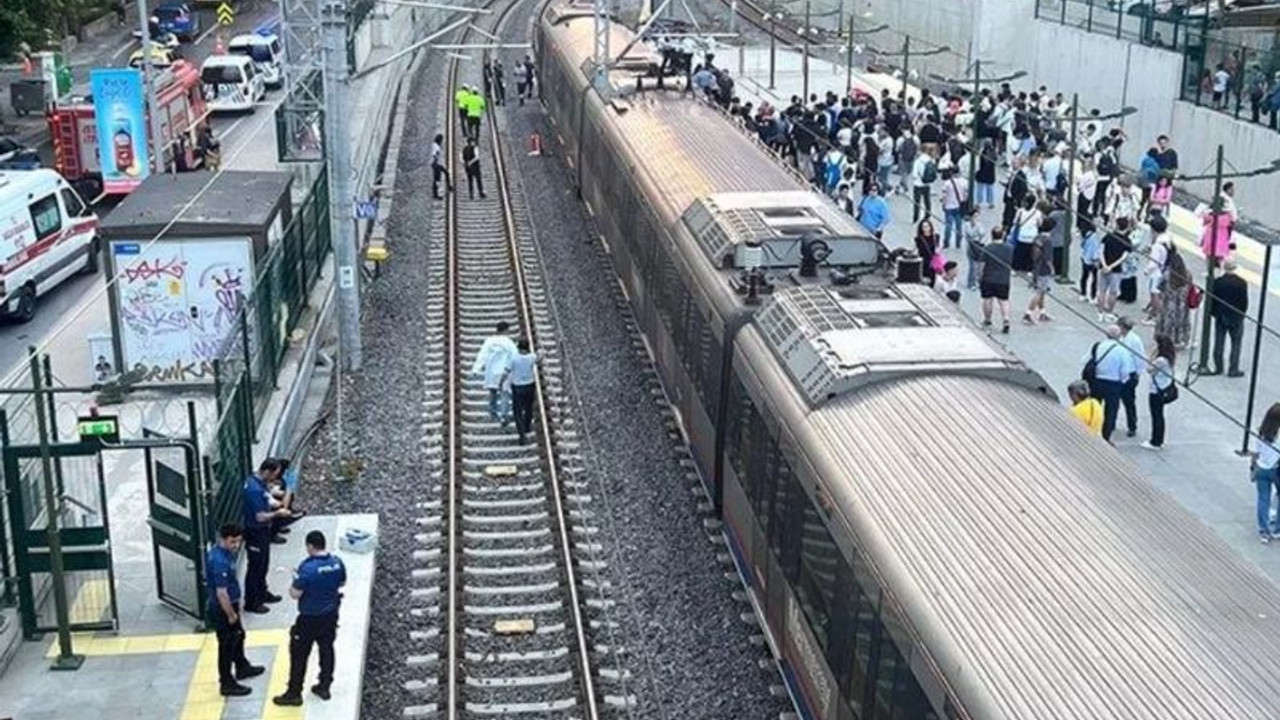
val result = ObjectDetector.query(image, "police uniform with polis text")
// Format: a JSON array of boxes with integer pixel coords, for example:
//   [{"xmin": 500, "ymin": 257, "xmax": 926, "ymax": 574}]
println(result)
[
  {"xmin": 273, "ymin": 530, "xmax": 347, "ymax": 706},
  {"xmin": 242, "ymin": 460, "xmax": 286, "ymax": 612}
]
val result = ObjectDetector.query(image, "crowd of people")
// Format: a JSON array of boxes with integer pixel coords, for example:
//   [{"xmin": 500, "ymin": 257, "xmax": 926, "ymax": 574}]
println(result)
[{"xmin": 684, "ymin": 60, "xmax": 1267, "ymax": 461}]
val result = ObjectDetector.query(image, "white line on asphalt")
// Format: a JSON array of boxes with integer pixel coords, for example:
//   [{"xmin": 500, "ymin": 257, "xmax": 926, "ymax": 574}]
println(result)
[
  {"xmin": 110, "ymin": 39, "xmax": 137, "ymax": 61},
  {"xmin": 194, "ymin": 22, "xmax": 219, "ymax": 46}
]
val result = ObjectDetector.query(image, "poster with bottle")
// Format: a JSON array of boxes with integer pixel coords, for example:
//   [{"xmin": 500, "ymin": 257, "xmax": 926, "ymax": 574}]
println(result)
[{"xmin": 89, "ymin": 68, "xmax": 151, "ymax": 194}]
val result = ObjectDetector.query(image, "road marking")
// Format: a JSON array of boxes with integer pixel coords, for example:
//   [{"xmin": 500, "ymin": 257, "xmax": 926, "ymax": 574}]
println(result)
[
  {"xmin": 110, "ymin": 39, "xmax": 138, "ymax": 62},
  {"xmin": 195, "ymin": 21, "xmax": 220, "ymax": 46}
]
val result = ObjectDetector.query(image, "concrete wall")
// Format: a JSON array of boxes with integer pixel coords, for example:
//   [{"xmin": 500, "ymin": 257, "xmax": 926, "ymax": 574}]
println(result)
[{"xmin": 1169, "ymin": 103, "xmax": 1280, "ymax": 230}]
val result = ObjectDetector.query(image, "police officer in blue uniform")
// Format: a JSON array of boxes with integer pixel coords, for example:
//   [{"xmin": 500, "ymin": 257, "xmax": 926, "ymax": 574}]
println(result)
[
  {"xmin": 205, "ymin": 523, "xmax": 265, "ymax": 696},
  {"xmin": 273, "ymin": 530, "xmax": 347, "ymax": 706},
  {"xmin": 242, "ymin": 458, "xmax": 291, "ymax": 613}
]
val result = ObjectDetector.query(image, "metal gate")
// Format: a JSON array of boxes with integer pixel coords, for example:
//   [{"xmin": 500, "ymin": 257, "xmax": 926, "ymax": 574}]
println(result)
[
  {"xmin": 141, "ymin": 430, "xmax": 205, "ymax": 617},
  {"xmin": 2, "ymin": 441, "xmax": 119, "ymax": 638}
]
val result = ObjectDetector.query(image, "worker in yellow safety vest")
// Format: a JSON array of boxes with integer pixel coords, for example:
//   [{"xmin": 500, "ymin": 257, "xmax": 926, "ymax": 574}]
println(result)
[
  {"xmin": 455, "ymin": 84, "xmax": 471, "ymax": 126},
  {"xmin": 463, "ymin": 90, "xmax": 487, "ymax": 140}
]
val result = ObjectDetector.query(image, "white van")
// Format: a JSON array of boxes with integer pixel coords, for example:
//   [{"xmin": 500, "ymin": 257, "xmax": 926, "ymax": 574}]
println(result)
[
  {"xmin": 201, "ymin": 55, "xmax": 266, "ymax": 113},
  {"xmin": 0, "ymin": 170, "xmax": 99, "ymax": 323},
  {"xmin": 227, "ymin": 33, "xmax": 283, "ymax": 89}
]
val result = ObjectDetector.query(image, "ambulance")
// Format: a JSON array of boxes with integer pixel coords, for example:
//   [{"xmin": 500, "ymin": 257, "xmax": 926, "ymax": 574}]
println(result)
[{"xmin": 0, "ymin": 170, "xmax": 99, "ymax": 323}]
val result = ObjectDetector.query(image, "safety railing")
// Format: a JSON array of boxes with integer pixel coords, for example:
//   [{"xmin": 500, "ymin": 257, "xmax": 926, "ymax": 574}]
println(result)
[
  {"xmin": 1180, "ymin": 34, "xmax": 1280, "ymax": 128},
  {"xmin": 1033, "ymin": 0, "xmax": 1204, "ymax": 51}
]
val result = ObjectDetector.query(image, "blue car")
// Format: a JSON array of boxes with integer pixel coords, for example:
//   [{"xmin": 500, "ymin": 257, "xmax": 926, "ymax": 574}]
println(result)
[{"xmin": 155, "ymin": 2, "xmax": 201, "ymax": 41}]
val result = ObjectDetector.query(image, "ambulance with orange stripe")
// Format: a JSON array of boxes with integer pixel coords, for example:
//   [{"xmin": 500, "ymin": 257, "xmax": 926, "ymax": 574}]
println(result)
[{"xmin": 0, "ymin": 169, "xmax": 99, "ymax": 323}]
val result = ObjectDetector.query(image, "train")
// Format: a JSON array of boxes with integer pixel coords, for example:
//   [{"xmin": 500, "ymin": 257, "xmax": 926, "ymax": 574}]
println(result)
[{"xmin": 534, "ymin": 3, "xmax": 1280, "ymax": 719}]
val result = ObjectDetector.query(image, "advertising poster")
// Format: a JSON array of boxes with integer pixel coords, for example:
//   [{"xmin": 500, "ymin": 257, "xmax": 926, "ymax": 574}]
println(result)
[
  {"xmin": 110, "ymin": 237, "xmax": 256, "ymax": 386},
  {"xmin": 89, "ymin": 68, "xmax": 151, "ymax": 194}
]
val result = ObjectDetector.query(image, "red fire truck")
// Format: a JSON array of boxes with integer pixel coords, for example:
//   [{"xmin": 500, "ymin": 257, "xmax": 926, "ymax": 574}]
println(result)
[{"xmin": 47, "ymin": 60, "xmax": 210, "ymax": 199}]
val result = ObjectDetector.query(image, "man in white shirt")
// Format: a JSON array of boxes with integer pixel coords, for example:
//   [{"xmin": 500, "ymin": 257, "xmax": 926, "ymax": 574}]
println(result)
[
  {"xmin": 471, "ymin": 321, "xmax": 518, "ymax": 425},
  {"xmin": 911, "ymin": 148, "xmax": 937, "ymax": 223},
  {"xmin": 431, "ymin": 133, "xmax": 451, "ymax": 200},
  {"xmin": 1118, "ymin": 316, "xmax": 1146, "ymax": 438}
]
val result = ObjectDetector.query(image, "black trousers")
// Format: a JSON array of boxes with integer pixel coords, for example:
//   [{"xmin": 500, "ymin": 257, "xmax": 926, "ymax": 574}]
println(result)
[
  {"xmin": 1094, "ymin": 179, "xmax": 1112, "ymax": 217},
  {"xmin": 1121, "ymin": 376, "xmax": 1139, "ymax": 434},
  {"xmin": 1079, "ymin": 262, "xmax": 1098, "ymax": 299},
  {"xmin": 288, "ymin": 613, "xmax": 338, "ymax": 694},
  {"xmin": 912, "ymin": 185, "xmax": 931, "ymax": 223},
  {"xmin": 432, "ymin": 163, "xmax": 450, "ymax": 197},
  {"xmin": 244, "ymin": 528, "xmax": 270, "ymax": 608},
  {"xmin": 494, "ymin": 80, "xmax": 506, "ymax": 105},
  {"xmin": 511, "ymin": 383, "xmax": 536, "ymax": 437},
  {"xmin": 1094, "ymin": 378, "xmax": 1123, "ymax": 441},
  {"xmin": 466, "ymin": 168, "xmax": 484, "ymax": 198},
  {"xmin": 1148, "ymin": 393, "xmax": 1166, "ymax": 447},
  {"xmin": 466, "ymin": 116, "xmax": 480, "ymax": 139},
  {"xmin": 1213, "ymin": 319, "xmax": 1244, "ymax": 373},
  {"xmin": 207, "ymin": 604, "xmax": 249, "ymax": 686}
]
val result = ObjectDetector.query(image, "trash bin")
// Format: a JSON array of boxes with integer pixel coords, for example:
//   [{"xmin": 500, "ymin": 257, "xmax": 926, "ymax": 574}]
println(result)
[{"xmin": 9, "ymin": 79, "xmax": 49, "ymax": 116}]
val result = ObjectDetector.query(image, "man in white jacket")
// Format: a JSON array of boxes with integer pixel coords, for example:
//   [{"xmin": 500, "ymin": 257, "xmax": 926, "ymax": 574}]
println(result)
[{"xmin": 471, "ymin": 321, "xmax": 518, "ymax": 424}]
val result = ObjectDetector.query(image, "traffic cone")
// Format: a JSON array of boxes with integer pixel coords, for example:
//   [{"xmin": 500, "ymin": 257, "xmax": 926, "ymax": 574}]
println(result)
[{"xmin": 527, "ymin": 132, "xmax": 542, "ymax": 156}]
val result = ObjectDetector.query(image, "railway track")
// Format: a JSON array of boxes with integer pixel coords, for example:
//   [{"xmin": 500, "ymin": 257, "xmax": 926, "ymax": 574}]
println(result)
[{"xmin": 403, "ymin": 1, "xmax": 634, "ymax": 717}]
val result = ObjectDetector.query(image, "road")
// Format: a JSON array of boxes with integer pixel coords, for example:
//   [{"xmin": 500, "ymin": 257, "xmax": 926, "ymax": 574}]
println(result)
[{"xmin": 0, "ymin": 0, "xmax": 287, "ymax": 383}]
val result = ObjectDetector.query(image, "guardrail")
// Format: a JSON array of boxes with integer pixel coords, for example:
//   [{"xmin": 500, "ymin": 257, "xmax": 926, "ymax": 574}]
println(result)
[{"xmin": 1033, "ymin": 0, "xmax": 1204, "ymax": 51}]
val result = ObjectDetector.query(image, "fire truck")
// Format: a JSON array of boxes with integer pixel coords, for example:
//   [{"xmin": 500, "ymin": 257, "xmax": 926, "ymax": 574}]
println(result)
[{"xmin": 47, "ymin": 60, "xmax": 210, "ymax": 199}]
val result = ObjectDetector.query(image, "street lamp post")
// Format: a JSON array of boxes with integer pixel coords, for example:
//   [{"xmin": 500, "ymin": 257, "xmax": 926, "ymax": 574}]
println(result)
[
  {"xmin": 1059, "ymin": 101, "xmax": 1136, "ymax": 282},
  {"xmin": 768, "ymin": 13, "xmax": 778, "ymax": 90},
  {"xmin": 802, "ymin": 0, "xmax": 811, "ymax": 101}
]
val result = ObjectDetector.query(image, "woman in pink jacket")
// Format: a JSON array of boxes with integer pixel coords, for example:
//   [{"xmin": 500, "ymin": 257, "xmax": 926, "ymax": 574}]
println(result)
[{"xmin": 1199, "ymin": 196, "xmax": 1234, "ymax": 267}]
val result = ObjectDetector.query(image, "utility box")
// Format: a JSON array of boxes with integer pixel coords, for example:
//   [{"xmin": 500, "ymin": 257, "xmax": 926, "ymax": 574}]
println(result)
[
  {"xmin": 97, "ymin": 170, "xmax": 293, "ymax": 387},
  {"xmin": 9, "ymin": 79, "xmax": 49, "ymax": 115}
]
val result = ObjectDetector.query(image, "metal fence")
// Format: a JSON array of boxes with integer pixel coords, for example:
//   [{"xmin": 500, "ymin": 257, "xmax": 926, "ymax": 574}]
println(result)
[
  {"xmin": 1033, "ymin": 0, "xmax": 1204, "ymax": 51},
  {"xmin": 205, "ymin": 167, "xmax": 332, "ymax": 536},
  {"xmin": 1180, "ymin": 34, "xmax": 1280, "ymax": 127}
]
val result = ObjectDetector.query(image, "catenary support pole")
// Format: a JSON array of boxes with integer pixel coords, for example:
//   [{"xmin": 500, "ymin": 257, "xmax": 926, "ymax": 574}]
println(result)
[
  {"xmin": 135, "ymin": 0, "xmax": 165, "ymax": 174},
  {"xmin": 802, "ymin": 0, "xmax": 811, "ymax": 102},
  {"xmin": 768, "ymin": 14, "xmax": 777, "ymax": 90},
  {"xmin": 1061, "ymin": 91, "xmax": 1080, "ymax": 282},
  {"xmin": 1198, "ymin": 144, "xmax": 1225, "ymax": 371},
  {"xmin": 322, "ymin": 0, "xmax": 362, "ymax": 371},
  {"xmin": 31, "ymin": 349, "xmax": 82, "ymax": 670},
  {"xmin": 845, "ymin": 13, "xmax": 854, "ymax": 95},
  {"xmin": 901, "ymin": 36, "xmax": 910, "ymax": 101},
  {"xmin": 966, "ymin": 59, "xmax": 981, "ymax": 199},
  {"xmin": 1239, "ymin": 243, "xmax": 1273, "ymax": 454}
]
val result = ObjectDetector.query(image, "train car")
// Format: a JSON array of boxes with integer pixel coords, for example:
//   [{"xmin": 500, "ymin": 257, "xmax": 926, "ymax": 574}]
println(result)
[{"xmin": 537, "ymin": 4, "xmax": 1280, "ymax": 720}]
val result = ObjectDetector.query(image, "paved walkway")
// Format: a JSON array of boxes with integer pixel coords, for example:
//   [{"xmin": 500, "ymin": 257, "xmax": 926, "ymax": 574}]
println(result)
[
  {"xmin": 0, "ymin": 514, "xmax": 377, "ymax": 720},
  {"xmin": 724, "ymin": 46, "xmax": 1280, "ymax": 582}
]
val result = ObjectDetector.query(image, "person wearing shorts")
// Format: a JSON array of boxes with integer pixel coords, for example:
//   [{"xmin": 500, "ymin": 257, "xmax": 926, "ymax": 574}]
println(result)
[
  {"xmin": 1098, "ymin": 219, "xmax": 1132, "ymax": 322},
  {"xmin": 979, "ymin": 228, "xmax": 1014, "ymax": 333},
  {"xmin": 1024, "ymin": 219, "xmax": 1057, "ymax": 324}
]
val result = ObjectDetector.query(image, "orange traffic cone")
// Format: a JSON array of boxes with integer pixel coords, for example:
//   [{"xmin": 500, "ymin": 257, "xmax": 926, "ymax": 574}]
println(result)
[{"xmin": 527, "ymin": 132, "xmax": 542, "ymax": 156}]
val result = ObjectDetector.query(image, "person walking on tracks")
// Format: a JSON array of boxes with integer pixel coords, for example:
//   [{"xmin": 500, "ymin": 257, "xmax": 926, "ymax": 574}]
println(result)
[
  {"xmin": 432, "ymin": 133, "xmax": 452, "ymax": 200},
  {"xmin": 462, "ymin": 137, "xmax": 486, "ymax": 199},
  {"xmin": 464, "ymin": 89, "xmax": 487, "ymax": 140},
  {"xmin": 473, "ymin": 322, "xmax": 517, "ymax": 424},
  {"xmin": 206, "ymin": 523, "xmax": 265, "ymax": 697},
  {"xmin": 272, "ymin": 530, "xmax": 347, "ymax": 707},
  {"xmin": 504, "ymin": 338, "xmax": 539, "ymax": 444},
  {"xmin": 455, "ymin": 84, "xmax": 471, "ymax": 127},
  {"xmin": 242, "ymin": 458, "xmax": 291, "ymax": 613}
]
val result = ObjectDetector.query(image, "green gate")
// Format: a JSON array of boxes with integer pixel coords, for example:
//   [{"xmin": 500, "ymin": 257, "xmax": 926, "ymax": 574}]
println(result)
[
  {"xmin": 141, "ymin": 431, "xmax": 206, "ymax": 618},
  {"xmin": 2, "ymin": 440, "xmax": 118, "ymax": 638}
]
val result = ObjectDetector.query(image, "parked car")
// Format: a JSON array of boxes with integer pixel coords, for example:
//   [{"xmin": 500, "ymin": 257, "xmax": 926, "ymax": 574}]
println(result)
[
  {"xmin": 227, "ymin": 33, "xmax": 283, "ymax": 88},
  {"xmin": 131, "ymin": 29, "xmax": 182, "ymax": 50},
  {"xmin": 154, "ymin": 2, "xmax": 202, "ymax": 41},
  {"xmin": 201, "ymin": 55, "xmax": 265, "ymax": 113},
  {"xmin": 0, "ymin": 137, "xmax": 41, "ymax": 170}
]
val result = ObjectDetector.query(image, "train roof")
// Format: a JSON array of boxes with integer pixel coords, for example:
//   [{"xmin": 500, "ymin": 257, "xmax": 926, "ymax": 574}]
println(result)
[{"xmin": 797, "ymin": 372, "xmax": 1280, "ymax": 719}]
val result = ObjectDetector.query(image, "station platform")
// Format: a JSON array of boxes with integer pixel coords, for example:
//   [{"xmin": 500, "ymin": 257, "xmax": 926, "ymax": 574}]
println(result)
[
  {"xmin": 722, "ymin": 46, "xmax": 1280, "ymax": 584},
  {"xmin": 0, "ymin": 514, "xmax": 377, "ymax": 720}
]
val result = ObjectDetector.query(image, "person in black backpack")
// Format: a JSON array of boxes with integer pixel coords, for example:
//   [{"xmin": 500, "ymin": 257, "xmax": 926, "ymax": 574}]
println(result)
[
  {"xmin": 1082, "ymin": 324, "xmax": 1134, "ymax": 442},
  {"xmin": 1095, "ymin": 141, "xmax": 1121, "ymax": 219}
]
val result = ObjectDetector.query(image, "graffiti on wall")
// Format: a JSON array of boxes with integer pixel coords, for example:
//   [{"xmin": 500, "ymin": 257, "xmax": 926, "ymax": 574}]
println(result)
[{"xmin": 111, "ymin": 237, "xmax": 255, "ymax": 386}]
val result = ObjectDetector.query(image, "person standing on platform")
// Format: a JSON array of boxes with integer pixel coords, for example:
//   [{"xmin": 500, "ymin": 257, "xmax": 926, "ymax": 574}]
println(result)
[
  {"xmin": 1208, "ymin": 259, "xmax": 1249, "ymax": 377},
  {"xmin": 1117, "ymin": 316, "xmax": 1146, "ymax": 438},
  {"xmin": 1142, "ymin": 334, "xmax": 1177, "ymax": 451},
  {"xmin": 1085, "ymin": 324, "xmax": 1135, "ymax": 443},
  {"xmin": 273, "ymin": 531, "xmax": 347, "ymax": 707},
  {"xmin": 206, "ymin": 524, "xmax": 265, "ymax": 697},
  {"xmin": 462, "ymin": 138, "xmax": 486, "ymax": 200},
  {"xmin": 1252, "ymin": 403, "xmax": 1280, "ymax": 544},
  {"xmin": 243, "ymin": 458, "xmax": 290, "ymax": 613},
  {"xmin": 504, "ymin": 338, "xmax": 539, "ymax": 444},
  {"xmin": 472, "ymin": 322, "xmax": 517, "ymax": 424}
]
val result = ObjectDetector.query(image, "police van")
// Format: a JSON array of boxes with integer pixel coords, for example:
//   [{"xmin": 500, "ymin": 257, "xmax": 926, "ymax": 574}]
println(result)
[
  {"xmin": 227, "ymin": 33, "xmax": 284, "ymax": 89},
  {"xmin": 0, "ymin": 170, "xmax": 99, "ymax": 323},
  {"xmin": 200, "ymin": 54, "xmax": 266, "ymax": 113}
]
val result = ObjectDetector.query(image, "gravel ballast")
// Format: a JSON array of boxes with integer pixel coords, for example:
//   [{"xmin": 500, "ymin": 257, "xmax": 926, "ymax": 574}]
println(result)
[{"xmin": 299, "ymin": 1, "xmax": 793, "ymax": 718}]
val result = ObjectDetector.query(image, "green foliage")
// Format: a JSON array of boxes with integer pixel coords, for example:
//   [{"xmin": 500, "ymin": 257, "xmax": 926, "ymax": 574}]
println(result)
[{"xmin": 0, "ymin": 0, "xmax": 119, "ymax": 60}]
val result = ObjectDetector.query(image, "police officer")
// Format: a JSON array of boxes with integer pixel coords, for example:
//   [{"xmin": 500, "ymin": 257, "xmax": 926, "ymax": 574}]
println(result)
[
  {"xmin": 242, "ymin": 458, "xmax": 291, "ymax": 613},
  {"xmin": 273, "ymin": 530, "xmax": 347, "ymax": 706},
  {"xmin": 206, "ymin": 523, "xmax": 265, "ymax": 696}
]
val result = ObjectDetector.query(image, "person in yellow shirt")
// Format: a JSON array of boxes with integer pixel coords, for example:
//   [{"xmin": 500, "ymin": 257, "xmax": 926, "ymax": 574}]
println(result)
[
  {"xmin": 464, "ymin": 89, "xmax": 487, "ymax": 140},
  {"xmin": 455, "ymin": 84, "xmax": 471, "ymax": 126},
  {"xmin": 1068, "ymin": 380, "xmax": 1103, "ymax": 436}
]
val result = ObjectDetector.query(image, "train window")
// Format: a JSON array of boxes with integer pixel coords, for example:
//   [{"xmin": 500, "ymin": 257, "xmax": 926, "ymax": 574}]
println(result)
[{"xmin": 794, "ymin": 498, "xmax": 839, "ymax": 653}]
